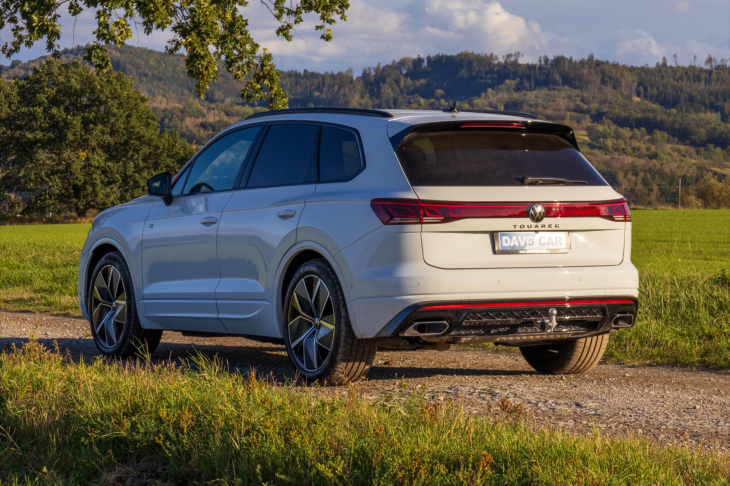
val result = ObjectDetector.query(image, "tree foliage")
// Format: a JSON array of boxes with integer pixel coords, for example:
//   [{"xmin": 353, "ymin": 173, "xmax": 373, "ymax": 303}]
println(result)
[
  {"xmin": 0, "ymin": 60, "xmax": 194, "ymax": 216},
  {"xmin": 0, "ymin": 0, "xmax": 349, "ymax": 108}
]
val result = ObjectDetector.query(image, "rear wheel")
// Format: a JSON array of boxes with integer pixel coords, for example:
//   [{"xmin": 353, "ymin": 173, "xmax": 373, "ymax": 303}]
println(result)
[
  {"xmin": 283, "ymin": 259, "xmax": 376, "ymax": 385},
  {"xmin": 519, "ymin": 334, "xmax": 609, "ymax": 374},
  {"xmin": 87, "ymin": 251, "xmax": 162, "ymax": 358}
]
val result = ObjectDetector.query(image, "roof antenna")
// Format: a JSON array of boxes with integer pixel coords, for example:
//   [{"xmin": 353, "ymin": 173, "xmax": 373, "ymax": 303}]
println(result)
[{"xmin": 444, "ymin": 101, "xmax": 458, "ymax": 114}]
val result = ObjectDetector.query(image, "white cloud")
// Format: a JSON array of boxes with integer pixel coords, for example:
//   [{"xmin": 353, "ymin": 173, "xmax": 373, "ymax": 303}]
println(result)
[
  {"xmin": 615, "ymin": 30, "xmax": 670, "ymax": 64},
  {"xmin": 674, "ymin": 2, "xmax": 691, "ymax": 11},
  {"xmin": 248, "ymin": 0, "xmax": 569, "ymax": 71},
  {"xmin": 613, "ymin": 29, "xmax": 729, "ymax": 66}
]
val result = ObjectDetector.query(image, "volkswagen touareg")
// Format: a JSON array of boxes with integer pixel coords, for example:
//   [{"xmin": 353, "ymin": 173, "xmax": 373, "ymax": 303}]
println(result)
[{"xmin": 78, "ymin": 107, "xmax": 639, "ymax": 384}]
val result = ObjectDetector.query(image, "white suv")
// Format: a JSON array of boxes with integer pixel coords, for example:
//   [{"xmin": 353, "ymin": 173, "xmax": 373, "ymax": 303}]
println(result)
[{"xmin": 78, "ymin": 108, "xmax": 639, "ymax": 384}]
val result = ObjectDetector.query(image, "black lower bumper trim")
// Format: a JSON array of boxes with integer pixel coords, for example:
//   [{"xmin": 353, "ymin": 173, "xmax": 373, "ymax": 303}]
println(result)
[{"xmin": 375, "ymin": 297, "xmax": 638, "ymax": 342}]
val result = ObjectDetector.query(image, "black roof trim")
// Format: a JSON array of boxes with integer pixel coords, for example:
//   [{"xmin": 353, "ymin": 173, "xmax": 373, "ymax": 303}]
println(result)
[
  {"xmin": 456, "ymin": 109, "xmax": 539, "ymax": 120},
  {"xmin": 246, "ymin": 107, "xmax": 394, "ymax": 120}
]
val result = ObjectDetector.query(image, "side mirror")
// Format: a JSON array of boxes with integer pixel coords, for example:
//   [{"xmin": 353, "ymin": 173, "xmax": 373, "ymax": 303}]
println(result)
[{"xmin": 147, "ymin": 172, "xmax": 173, "ymax": 205}]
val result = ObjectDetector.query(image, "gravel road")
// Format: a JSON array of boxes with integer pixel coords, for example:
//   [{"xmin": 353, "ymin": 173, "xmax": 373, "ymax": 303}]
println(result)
[{"xmin": 2, "ymin": 309, "xmax": 729, "ymax": 451}]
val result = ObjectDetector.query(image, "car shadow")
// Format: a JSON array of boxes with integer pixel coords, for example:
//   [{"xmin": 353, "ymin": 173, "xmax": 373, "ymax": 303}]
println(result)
[{"xmin": 1, "ymin": 336, "xmax": 533, "ymax": 382}]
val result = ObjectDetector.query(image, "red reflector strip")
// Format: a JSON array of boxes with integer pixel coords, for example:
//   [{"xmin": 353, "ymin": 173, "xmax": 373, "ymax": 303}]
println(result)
[
  {"xmin": 461, "ymin": 122, "xmax": 525, "ymax": 129},
  {"xmin": 421, "ymin": 299, "xmax": 635, "ymax": 310}
]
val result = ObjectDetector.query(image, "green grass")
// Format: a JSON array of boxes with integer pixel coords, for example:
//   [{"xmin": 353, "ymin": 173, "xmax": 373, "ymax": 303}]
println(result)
[
  {"xmin": 630, "ymin": 210, "xmax": 730, "ymax": 274},
  {"xmin": 0, "ymin": 223, "xmax": 89, "ymax": 315},
  {"xmin": 1, "ymin": 342, "xmax": 728, "ymax": 485},
  {"xmin": 604, "ymin": 209, "xmax": 730, "ymax": 367},
  {"xmin": 1, "ymin": 211, "xmax": 729, "ymax": 368}
]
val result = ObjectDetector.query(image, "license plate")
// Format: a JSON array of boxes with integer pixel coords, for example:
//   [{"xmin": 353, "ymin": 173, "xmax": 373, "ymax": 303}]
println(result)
[{"xmin": 494, "ymin": 232, "xmax": 570, "ymax": 254}]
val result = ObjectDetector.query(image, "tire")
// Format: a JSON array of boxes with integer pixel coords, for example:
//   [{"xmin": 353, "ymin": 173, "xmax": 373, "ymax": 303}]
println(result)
[
  {"xmin": 87, "ymin": 251, "xmax": 162, "ymax": 358},
  {"xmin": 519, "ymin": 334, "xmax": 609, "ymax": 375},
  {"xmin": 283, "ymin": 259, "xmax": 376, "ymax": 385}
]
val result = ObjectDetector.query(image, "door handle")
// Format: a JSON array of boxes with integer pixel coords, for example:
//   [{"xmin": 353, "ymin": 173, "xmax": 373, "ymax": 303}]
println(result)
[
  {"xmin": 200, "ymin": 216, "xmax": 218, "ymax": 226},
  {"xmin": 277, "ymin": 209, "xmax": 297, "ymax": 220}
]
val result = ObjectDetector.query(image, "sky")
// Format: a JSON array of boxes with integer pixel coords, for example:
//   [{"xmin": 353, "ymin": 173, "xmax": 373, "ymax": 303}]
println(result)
[{"xmin": 1, "ymin": 0, "xmax": 729, "ymax": 72}]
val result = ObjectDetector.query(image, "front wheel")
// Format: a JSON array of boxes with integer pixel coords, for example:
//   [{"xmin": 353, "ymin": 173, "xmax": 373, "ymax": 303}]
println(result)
[
  {"xmin": 87, "ymin": 251, "xmax": 162, "ymax": 358},
  {"xmin": 283, "ymin": 259, "xmax": 376, "ymax": 385},
  {"xmin": 519, "ymin": 334, "xmax": 609, "ymax": 375}
]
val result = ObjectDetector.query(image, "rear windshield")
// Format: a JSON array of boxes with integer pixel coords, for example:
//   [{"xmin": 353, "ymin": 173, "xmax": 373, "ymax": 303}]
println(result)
[{"xmin": 395, "ymin": 130, "xmax": 607, "ymax": 186}]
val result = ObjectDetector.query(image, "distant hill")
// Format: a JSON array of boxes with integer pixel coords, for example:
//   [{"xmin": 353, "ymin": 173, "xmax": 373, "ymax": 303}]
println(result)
[{"xmin": 2, "ymin": 45, "xmax": 729, "ymax": 207}]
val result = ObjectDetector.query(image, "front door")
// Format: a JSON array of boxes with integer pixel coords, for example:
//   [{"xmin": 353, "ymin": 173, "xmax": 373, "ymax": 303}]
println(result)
[{"xmin": 141, "ymin": 126, "xmax": 262, "ymax": 331}]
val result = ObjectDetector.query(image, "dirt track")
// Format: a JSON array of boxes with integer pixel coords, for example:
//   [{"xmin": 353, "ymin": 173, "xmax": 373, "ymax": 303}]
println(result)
[{"xmin": 2, "ymin": 309, "xmax": 729, "ymax": 451}]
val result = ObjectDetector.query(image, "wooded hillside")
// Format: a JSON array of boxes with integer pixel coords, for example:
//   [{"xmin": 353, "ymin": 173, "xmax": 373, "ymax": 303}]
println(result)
[{"xmin": 2, "ymin": 46, "xmax": 728, "ymax": 208}]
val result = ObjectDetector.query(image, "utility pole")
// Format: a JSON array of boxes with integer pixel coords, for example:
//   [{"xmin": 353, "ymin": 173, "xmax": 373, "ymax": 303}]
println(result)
[{"xmin": 678, "ymin": 177, "xmax": 682, "ymax": 209}]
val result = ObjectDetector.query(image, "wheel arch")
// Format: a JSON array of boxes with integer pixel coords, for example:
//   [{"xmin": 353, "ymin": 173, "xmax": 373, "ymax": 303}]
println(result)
[
  {"xmin": 83, "ymin": 238, "xmax": 137, "ymax": 315},
  {"xmin": 274, "ymin": 242, "xmax": 360, "ymax": 337}
]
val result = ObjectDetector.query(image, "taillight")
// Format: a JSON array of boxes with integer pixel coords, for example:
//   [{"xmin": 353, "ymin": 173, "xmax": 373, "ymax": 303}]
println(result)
[
  {"xmin": 370, "ymin": 199, "xmax": 421, "ymax": 224},
  {"xmin": 550, "ymin": 200, "xmax": 631, "ymax": 222},
  {"xmin": 371, "ymin": 199, "xmax": 631, "ymax": 224}
]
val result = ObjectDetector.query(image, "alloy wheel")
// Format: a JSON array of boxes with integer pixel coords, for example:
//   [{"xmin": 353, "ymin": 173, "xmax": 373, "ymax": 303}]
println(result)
[
  {"xmin": 91, "ymin": 265, "xmax": 127, "ymax": 350},
  {"xmin": 287, "ymin": 275, "xmax": 336, "ymax": 373}
]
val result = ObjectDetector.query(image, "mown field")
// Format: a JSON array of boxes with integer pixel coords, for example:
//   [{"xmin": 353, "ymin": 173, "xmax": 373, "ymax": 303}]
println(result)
[{"xmin": 1, "ymin": 210, "xmax": 728, "ymax": 367}]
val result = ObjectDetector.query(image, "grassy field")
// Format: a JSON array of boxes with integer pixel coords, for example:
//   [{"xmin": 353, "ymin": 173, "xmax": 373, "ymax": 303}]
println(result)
[
  {"xmin": 1, "ymin": 341, "xmax": 728, "ymax": 485},
  {"xmin": 0, "ymin": 210, "xmax": 729, "ymax": 367}
]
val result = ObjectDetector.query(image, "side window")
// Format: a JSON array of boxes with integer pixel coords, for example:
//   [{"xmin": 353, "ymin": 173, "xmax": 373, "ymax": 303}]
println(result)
[
  {"xmin": 184, "ymin": 127, "xmax": 260, "ymax": 194},
  {"xmin": 246, "ymin": 124, "xmax": 318, "ymax": 188},
  {"xmin": 171, "ymin": 165, "xmax": 190, "ymax": 197},
  {"xmin": 319, "ymin": 126, "xmax": 363, "ymax": 182}
]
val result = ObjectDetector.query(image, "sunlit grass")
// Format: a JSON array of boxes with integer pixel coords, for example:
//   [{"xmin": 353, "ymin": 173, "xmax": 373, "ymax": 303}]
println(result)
[
  {"xmin": 1, "ymin": 342, "xmax": 728, "ymax": 485},
  {"xmin": 0, "ymin": 223, "xmax": 89, "ymax": 314}
]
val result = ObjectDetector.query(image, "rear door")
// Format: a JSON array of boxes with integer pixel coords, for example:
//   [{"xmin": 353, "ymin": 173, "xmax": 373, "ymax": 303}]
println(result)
[
  {"xmin": 216, "ymin": 123, "xmax": 319, "ymax": 337},
  {"xmin": 393, "ymin": 125, "xmax": 629, "ymax": 269}
]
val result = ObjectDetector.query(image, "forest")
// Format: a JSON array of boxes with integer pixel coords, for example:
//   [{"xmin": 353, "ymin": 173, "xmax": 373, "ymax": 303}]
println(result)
[{"xmin": 1, "ymin": 46, "xmax": 729, "ymax": 209}]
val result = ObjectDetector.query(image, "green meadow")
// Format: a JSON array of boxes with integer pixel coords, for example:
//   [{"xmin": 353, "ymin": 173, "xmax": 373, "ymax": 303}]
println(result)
[{"xmin": 1, "ymin": 209, "xmax": 729, "ymax": 367}]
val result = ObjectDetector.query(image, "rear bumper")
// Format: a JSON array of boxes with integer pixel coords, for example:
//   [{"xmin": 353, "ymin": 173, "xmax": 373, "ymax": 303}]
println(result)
[
  {"xmin": 336, "ymin": 228, "xmax": 639, "ymax": 338},
  {"xmin": 374, "ymin": 297, "xmax": 638, "ymax": 345}
]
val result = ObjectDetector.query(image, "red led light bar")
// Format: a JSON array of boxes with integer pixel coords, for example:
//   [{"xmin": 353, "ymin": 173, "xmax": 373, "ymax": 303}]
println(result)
[
  {"xmin": 461, "ymin": 122, "xmax": 525, "ymax": 129},
  {"xmin": 371, "ymin": 199, "xmax": 631, "ymax": 224},
  {"xmin": 420, "ymin": 299, "xmax": 635, "ymax": 311}
]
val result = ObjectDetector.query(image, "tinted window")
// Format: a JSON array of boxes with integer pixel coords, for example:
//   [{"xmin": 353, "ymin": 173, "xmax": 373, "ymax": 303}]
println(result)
[
  {"xmin": 184, "ymin": 127, "xmax": 260, "ymax": 194},
  {"xmin": 396, "ymin": 131, "xmax": 607, "ymax": 186},
  {"xmin": 319, "ymin": 126, "xmax": 362, "ymax": 182},
  {"xmin": 247, "ymin": 124, "xmax": 318, "ymax": 188},
  {"xmin": 171, "ymin": 165, "xmax": 190, "ymax": 196}
]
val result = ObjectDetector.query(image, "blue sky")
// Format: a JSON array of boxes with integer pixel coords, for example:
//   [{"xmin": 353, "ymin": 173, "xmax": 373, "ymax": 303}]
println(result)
[{"xmin": 2, "ymin": 0, "xmax": 729, "ymax": 72}]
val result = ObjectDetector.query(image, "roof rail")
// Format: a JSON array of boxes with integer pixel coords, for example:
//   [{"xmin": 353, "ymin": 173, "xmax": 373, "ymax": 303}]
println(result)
[
  {"xmin": 246, "ymin": 107, "xmax": 394, "ymax": 120},
  {"xmin": 454, "ymin": 108, "xmax": 539, "ymax": 120}
]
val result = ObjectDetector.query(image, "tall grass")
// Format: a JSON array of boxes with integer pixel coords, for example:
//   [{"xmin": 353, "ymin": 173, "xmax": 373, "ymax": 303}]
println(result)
[
  {"xmin": 606, "ymin": 269, "xmax": 730, "ymax": 367},
  {"xmin": 1, "ymin": 342, "xmax": 728, "ymax": 485}
]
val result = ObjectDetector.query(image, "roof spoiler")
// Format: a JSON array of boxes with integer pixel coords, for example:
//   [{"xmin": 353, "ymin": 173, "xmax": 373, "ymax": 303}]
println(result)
[{"xmin": 389, "ymin": 119, "xmax": 580, "ymax": 151}]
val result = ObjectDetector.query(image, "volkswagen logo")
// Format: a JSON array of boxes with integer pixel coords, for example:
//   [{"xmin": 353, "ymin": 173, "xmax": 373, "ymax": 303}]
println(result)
[{"xmin": 528, "ymin": 204, "xmax": 545, "ymax": 223}]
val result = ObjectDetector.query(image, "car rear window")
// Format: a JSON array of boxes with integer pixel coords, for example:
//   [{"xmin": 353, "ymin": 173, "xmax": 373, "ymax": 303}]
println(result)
[{"xmin": 395, "ymin": 130, "xmax": 607, "ymax": 186}]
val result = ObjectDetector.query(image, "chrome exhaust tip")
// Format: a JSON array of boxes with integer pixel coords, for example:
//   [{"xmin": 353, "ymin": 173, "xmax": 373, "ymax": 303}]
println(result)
[
  {"xmin": 612, "ymin": 313, "xmax": 635, "ymax": 329},
  {"xmin": 401, "ymin": 320, "xmax": 450, "ymax": 337}
]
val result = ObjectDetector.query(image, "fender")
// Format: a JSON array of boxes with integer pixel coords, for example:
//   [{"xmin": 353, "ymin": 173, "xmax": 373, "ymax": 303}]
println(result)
[
  {"xmin": 81, "ymin": 235, "xmax": 149, "ymax": 326},
  {"xmin": 273, "ymin": 241, "xmax": 362, "ymax": 338}
]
